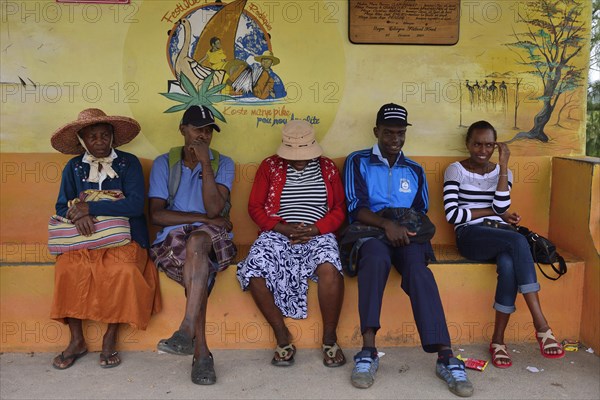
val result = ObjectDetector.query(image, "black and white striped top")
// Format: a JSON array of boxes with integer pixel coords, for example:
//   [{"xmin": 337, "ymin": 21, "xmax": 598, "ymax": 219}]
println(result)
[
  {"xmin": 276, "ymin": 159, "xmax": 328, "ymax": 224},
  {"xmin": 443, "ymin": 161, "xmax": 512, "ymax": 229}
]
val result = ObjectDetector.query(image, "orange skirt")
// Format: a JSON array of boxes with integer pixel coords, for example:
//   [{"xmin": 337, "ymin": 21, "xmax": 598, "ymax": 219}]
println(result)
[{"xmin": 50, "ymin": 242, "xmax": 162, "ymax": 330}]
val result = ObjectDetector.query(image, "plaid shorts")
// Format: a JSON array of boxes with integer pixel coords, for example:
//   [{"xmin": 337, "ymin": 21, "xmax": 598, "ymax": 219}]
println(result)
[{"xmin": 150, "ymin": 224, "xmax": 236, "ymax": 286}]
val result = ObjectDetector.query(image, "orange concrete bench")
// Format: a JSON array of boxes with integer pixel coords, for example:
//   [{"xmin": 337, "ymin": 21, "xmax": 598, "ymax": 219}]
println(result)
[
  {"xmin": 0, "ymin": 153, "xmax": 588, "ymax": 352},
  {"xmin": 0, "ymin": 153, "xmax": 554, "ymax": 262}
]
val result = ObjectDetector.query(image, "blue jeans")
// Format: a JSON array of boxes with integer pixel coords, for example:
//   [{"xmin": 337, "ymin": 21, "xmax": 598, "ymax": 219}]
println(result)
[{"xmin": 456, "ymin": 224, "xmax": 540, "ymax": 314}]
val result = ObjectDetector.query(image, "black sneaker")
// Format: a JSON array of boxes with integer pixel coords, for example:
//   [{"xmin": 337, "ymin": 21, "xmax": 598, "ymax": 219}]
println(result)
[{"xmin": 435, "ymin": 357, "xmax": 474, "ymax": 397}]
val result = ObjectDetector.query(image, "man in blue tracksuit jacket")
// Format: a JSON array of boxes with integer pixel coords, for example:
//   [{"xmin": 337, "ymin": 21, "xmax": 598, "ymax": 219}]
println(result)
[{"xmin": 343, "ymin": 103, "xmax": 473, "ymax": 397}]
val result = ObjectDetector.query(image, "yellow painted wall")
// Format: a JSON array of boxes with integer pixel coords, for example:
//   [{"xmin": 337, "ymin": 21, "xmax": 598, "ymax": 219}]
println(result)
[{"xmin": 0, "ymin": 0, "xmax": 592, "ymax": 161}]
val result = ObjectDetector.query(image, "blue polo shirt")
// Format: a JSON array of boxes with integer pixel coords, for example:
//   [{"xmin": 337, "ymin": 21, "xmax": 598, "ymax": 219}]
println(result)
[
  {"xmin": 343, "ymin": 144, "xmax": 429, "ymax": 222},
  {"xmin": 148, "ymin": 150, "xmax": 235, "ymax": 244}
]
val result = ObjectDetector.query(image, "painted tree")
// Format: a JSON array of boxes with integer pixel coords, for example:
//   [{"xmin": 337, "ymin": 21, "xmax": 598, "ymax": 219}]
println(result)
[
  {"xmin": 506, "ymin": 0, "xmax": 587, "ymax": 142},
  {"xmin": 553, "ymin": 92, "xmax": 577, "ymax": 127}
]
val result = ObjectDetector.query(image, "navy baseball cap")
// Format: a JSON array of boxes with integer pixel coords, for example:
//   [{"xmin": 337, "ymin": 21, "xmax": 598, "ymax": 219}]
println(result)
[
  {"xmin": 181, "ymin": 105, "xmax": 221, "ymax": 132},
  {"xmin": 376, "ymin": 103, "xmax": 412, "ymax": 126}
]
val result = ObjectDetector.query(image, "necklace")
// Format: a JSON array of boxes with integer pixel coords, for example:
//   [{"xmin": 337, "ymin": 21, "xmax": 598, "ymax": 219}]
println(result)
[
  {"xmin": 468, "ymin": 159, "xmax": 493, "ymax": 176},
  {"xmin": 467, "ymin": 159, "xmax": 494, "ymax": 187}
]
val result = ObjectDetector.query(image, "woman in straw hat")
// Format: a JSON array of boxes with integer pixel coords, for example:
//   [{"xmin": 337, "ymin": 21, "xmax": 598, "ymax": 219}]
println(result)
[
  {"xmin": 49, "ymin": 108, "xmax": 162, "ymax": 370},
  {"xmin": 237, "ymin": 119, "xmax": 346, "ymax": 367},
  {"xmin": 251, "ymin": 50, "xmax": 287, "ymax": 99}
]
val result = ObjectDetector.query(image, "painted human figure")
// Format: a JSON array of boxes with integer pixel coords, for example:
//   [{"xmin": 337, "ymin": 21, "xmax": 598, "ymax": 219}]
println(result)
[
  {"xmin": 199, "ymin": 37, "xmax": 228, "ymax": 70},
  {"xmin": 251, "ymin": 51, "xmax": 287, "ymax": 100}
]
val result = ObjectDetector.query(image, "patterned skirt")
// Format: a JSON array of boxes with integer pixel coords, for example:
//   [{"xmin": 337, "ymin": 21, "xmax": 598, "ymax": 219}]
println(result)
[
  {"xmin": 150, "ymin": 224, "xmax": 236, "ymax": 286},
  {"xmin": 236, "ymin": 231, "xmax": 342, "ymax": 319}
]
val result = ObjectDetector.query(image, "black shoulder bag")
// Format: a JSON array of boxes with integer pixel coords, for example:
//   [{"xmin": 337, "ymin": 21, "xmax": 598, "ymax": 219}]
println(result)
[
  {"xmin": 338, "ymin": 208, "xmax": 436, "ymax": 277},
  {"xmin": 515, "ymin": 225, "xmax": 567, "ymax": 281}
]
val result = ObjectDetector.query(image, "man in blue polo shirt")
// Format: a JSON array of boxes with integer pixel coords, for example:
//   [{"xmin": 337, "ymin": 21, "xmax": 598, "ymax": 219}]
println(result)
[
  {"xmin": 343, "ymin": 103, "xmax": 473, "ymax": 397},
  {"xmin": 148, "ymin": 105, "xmax": 236, "ymax": 385}
]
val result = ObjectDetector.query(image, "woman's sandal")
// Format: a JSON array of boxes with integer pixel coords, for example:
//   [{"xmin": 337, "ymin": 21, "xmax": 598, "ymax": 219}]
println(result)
[
  {"xmin": 489, "ymin": 343, "xmax": 512, "ymax": 368},
  {"xmin": 271, "ymin": 344, "xmax": 296, "ymax": 366},
  {"xmin": 191, "ymin": 354, "xmax": 216, "ymax": 385},
  {"xmin": 52, "ymin": 349, "xmax": 88, "ymax": 370},
  {"xmin": 322, "ymin": 343, "xmax": 346, "ymax": 368},
  {"xmin": 536, "ymin": 329, "xmax": 565, "ymax": 359},
  {"xmin": 157, "ymin": 330, "xmax": 194, "ymax": 356}
]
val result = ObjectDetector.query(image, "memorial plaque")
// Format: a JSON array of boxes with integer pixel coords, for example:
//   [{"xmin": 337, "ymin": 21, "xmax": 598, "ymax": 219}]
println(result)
[
  {"xmin": 349, "ymin": 0, "xmax": 460, "ymax": 45},
  {"xmin": 56, "ymin": 0, "xmax": 130, "ymax": 3}
]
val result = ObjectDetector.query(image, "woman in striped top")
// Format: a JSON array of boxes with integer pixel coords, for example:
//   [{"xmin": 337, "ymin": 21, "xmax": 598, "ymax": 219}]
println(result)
[
  {"xmin": 443, "ymin": 120, "xmax": 564, "ymax": 368},
  {"xmin": 237, "ymin": 120, "xmax": 347, "ymax": 368}
]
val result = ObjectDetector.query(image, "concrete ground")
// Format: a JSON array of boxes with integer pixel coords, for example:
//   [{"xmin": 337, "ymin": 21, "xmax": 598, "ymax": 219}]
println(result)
[{"xmin": 1, "ymin": 344, "xmax": 599, "ymax": 400}]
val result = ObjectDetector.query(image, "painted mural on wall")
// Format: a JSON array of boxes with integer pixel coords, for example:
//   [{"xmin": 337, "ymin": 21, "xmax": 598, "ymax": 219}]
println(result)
[
  {"xmin": 458, "ymin": 76, "xmax": 551, "ymax": 133},
  {"xmin": 505, "ymin": 0, "xmax": 586, "ymax": 143},
  {"xmin": 161, "ymin": 0, "xmax": 290, "ymax": 123},
  {"xmin": 449, "ymin": 0, "xmax": 587, "ymax": 154},
  {"xmin": 118, "ymin": 0, "xmax": 346, "ymax": 162},
  {"xmin": 0, "ymin": 0, "xmax": 591, "ymax": 159}
]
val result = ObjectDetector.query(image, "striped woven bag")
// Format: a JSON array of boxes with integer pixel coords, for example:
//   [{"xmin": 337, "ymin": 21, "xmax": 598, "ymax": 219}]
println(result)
[{"xmin": 47, "ymin": 190, "xmax": 131, "ymax": 255}]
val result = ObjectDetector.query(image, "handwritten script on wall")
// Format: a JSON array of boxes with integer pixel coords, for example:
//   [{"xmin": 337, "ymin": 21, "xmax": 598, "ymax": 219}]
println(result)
[{"xmin": 349, "ymin": 0, "xmax": 460, "ymax": 45}]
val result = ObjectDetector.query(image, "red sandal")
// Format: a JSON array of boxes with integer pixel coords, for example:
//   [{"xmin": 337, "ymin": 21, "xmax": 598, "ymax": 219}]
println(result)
[
  {"xmin": 536, "ymin": 329, "xmax": 565, "ymax": 359},
  {"xmin": 489, "ymin": 343, "xmax": 512, "ymax": 368}
]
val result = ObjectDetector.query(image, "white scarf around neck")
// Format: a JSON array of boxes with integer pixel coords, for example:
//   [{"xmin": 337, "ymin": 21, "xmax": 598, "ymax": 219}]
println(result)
[{"xmin": 77, "ymin": 135, "xmax": 119, "ymax": 183}]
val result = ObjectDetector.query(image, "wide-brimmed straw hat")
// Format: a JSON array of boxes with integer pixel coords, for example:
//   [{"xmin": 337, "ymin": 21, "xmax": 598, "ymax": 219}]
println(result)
[
  {"xmin": 51, "ymin": 108, "xmax": 141, "ymax": 154},
  {"xmin": 276, "ymin": 120, "xmax": 323, "ymax": 161},
  {"xmin": 254, "ymin": 50, "xmax": 280, "ymax": 66}
]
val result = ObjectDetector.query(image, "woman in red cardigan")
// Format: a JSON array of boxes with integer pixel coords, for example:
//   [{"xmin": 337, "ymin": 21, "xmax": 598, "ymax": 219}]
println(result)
[{"xmin": 237, "ymin": 120, "xmax": 346, "ymax": 368}]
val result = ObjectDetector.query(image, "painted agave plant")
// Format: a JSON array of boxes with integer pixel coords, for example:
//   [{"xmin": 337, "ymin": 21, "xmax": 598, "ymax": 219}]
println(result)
[{"xmin": 160, "ymin": 71, "xmax": 231, "ymax": 122}]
